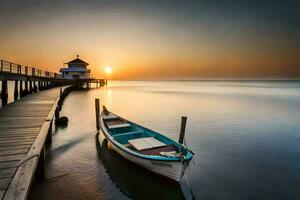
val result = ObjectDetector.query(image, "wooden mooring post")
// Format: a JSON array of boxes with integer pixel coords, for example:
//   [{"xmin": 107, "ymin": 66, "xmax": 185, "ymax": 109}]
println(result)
[
  {"xmin": 178, "ymin": 116, "xmax": 187, "ymax": 144},
  {"xmin": 95, "ymin": 98, "xmax": 100, "ymax": 130}
]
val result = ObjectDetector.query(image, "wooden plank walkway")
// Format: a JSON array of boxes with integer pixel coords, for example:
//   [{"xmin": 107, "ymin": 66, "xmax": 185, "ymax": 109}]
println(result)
[{"xmin": 0, "ymin": 87, "xmax": 62, "ymax": 200}]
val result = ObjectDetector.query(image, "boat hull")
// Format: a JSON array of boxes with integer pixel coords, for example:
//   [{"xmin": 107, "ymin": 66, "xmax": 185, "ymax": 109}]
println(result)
[
  {"xmin": 109, "ymin": 140, "xmax": 185, "ymax": 182},
  {"xmin": 100, "ymin": 111, "xmax": 193, "ymax": 182}
]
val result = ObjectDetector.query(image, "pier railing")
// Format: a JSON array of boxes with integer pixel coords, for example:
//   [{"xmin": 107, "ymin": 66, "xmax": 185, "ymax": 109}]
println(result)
[{"xmin": 0, "ymin": 59, "xmax": 57, "ymax": 78}]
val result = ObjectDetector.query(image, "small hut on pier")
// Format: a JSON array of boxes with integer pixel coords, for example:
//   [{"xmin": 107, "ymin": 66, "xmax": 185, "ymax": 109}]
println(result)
[{"xmin": 59, "ymin": 55, "xmax": 91, "ymax": 79}]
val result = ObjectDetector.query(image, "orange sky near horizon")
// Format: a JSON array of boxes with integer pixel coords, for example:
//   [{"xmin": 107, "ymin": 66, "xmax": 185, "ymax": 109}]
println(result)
[{"xmin": 0, "ymin": 1, "xmax": 299, "ymax": 80}]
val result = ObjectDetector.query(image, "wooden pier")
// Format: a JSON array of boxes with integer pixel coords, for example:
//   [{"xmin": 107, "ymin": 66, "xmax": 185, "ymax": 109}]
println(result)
[
  {"xmin": 0, "ymin": 87, "xmax": 62, "ymax": 199},
  {"xmin": 0, "ymin": 59, "xmax": 107, "ymax": 199}
]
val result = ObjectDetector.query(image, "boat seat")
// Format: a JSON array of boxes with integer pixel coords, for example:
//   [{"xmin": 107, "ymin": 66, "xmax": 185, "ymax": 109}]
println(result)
[
  {"xmin": 102, "ymin": 113, "xmax": 119, "ymax": 120},
  {"xmin": 108, "ymin": 123, "xmax": 131, "ymax": 129},
  {"xmin": 160, "ymin": 151, "xmax": 181, "ymax": 157},
  {"xmin": 143, "ymin": 137, "xmax": 165, "ymax": 147},
  {"xmin": 140, "ymin": 144, "xmax": 179, "ymax": 156},
  {"xmin": 113, "ymin": 130, "xmax": 143, "ymax": 137},
  {"xmin": 128, "ymin": 137, "xmax": 166, "ymax": 151}
]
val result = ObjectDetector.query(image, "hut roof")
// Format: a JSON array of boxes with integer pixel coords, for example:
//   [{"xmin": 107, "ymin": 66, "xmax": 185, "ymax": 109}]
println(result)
[{"xmin": 67, "ymin": 57, "xmax": 89, "ymax": 65}]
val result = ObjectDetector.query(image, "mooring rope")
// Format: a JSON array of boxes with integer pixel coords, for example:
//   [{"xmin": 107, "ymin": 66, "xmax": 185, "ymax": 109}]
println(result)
[
  {"xmin": 17, "ymin": 153, "xmax": 40, "ymax": 167},
  {"xmin": 185, "ymin": 174, "xmax": 196, "ymax": 200}
]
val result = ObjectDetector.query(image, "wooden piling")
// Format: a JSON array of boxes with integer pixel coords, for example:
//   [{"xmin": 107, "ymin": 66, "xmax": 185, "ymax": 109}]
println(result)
[
  {"xmin": 55, "ymin": 107, "xmax": 60, "ymax": 119},
  {"xmin": 178, "ymin": 116, "xmax": 187, "ymax": 144},
  {"xmin": 35, "ymin": 147, "xmax": 45, "ymax": 181},
  {"xmin": 29, "ymin": 81, "xmax": 33, "ymax": 93},
  {"xmin": 46, "ymin": 120, "xmax": 53, "ymax": 145},
  {"xmin": 95, "ymin": 98, "xmax": 100, "ymax": 130},
  {"xmin": 1, "ymin": 80, "xmax": 8, "ymax": 106},
  {"xmin": 60, "ymin": 87, "xmax": 63, "ymax": 98},
  {"xmin": 24, "ymin": 80, "xmax": 29, "ymax": 96},
  {"xmin": 34, "ymin": 81, "xmax": 38, "ymax": 93},
  {"xmin": 20, "ymin": 80, "xmax": 23, "ymax": 97},
  {"xmin": 32, "ymin": 81, "xmax": 35, "ymax": 93},
  {"xmin": 38, "ymin": 81, "xmax": 41, "ymax": 91},
  {"xmin": 14, "ymin": 80, "xmax": 18, "ymax": 100}
]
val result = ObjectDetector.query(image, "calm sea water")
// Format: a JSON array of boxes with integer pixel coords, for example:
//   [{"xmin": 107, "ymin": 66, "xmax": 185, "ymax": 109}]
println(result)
[{"xmin": 22, "ymin": 80, "xmax": 300, "ymax": 199}]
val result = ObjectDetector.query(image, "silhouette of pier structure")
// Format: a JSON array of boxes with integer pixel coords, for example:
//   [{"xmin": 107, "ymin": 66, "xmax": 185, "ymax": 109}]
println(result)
[{"xmin": 0, "ymin": 59, "xmax": 106, "ymax": 106}]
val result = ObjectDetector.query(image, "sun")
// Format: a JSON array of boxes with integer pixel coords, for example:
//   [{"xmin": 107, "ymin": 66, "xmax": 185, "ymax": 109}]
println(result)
[{"xmin": 104, "ymin": 66, "xmax": 112, "ymax": 74}]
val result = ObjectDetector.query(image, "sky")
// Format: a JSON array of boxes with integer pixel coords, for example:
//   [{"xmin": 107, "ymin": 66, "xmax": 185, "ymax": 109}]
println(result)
[{"xmin": 0, "ymin": 0, "xmax": 299, "ymax": 80}]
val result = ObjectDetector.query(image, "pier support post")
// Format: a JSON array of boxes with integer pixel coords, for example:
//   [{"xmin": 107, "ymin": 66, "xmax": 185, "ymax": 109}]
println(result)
[
  {"xmin": 14, "ymin": 80, "xmax": 18, "ymax": 101},
  {"xmin": 24, "ymin": 81, "xmax": 29, "ymax": 96},
  {"xmin": 178, "ymin": 116, "xmax": 187, "ymax": 144},
  {"xmin": 35, "ymin": 82, "xmax": 38, "ymax": 92},
  {"xmin": 38, "ymin": 81, "xmax": 41, "ymax": 91},
  {"xmin": 60, "ymin": 88, "xmax": 63, "ymax": 98},
  {"xmin": 1, "ymin": 80, "xmax": 8, "ymax": 106},
  {"xmin": 35, "ymin": 147, "xmax": 45, "ymax": 181},
  {"xmin": 34, "ymin": 81, "xmax": 38, "ymax": 93},
  {"xmin": 29, "ymin": 81, "xmax": 33, "ymax": 94},
  {"xmin": 31, "ymin": 81, "xmax": 34, "ymax": 93},
  {"xmin": 55, "ymin": 107, "xmax": 60, "ymax": 119},
  {"xmin": 46, "ymin": 120, "xmax": 53, "ymax": 145},
  {"xmin": 19, "ymin": 80, "xmax": 23, "ymax": 97},
  {"xmin": 95, "ymin": 98, "xmax": 100, "ymax": 130}
]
